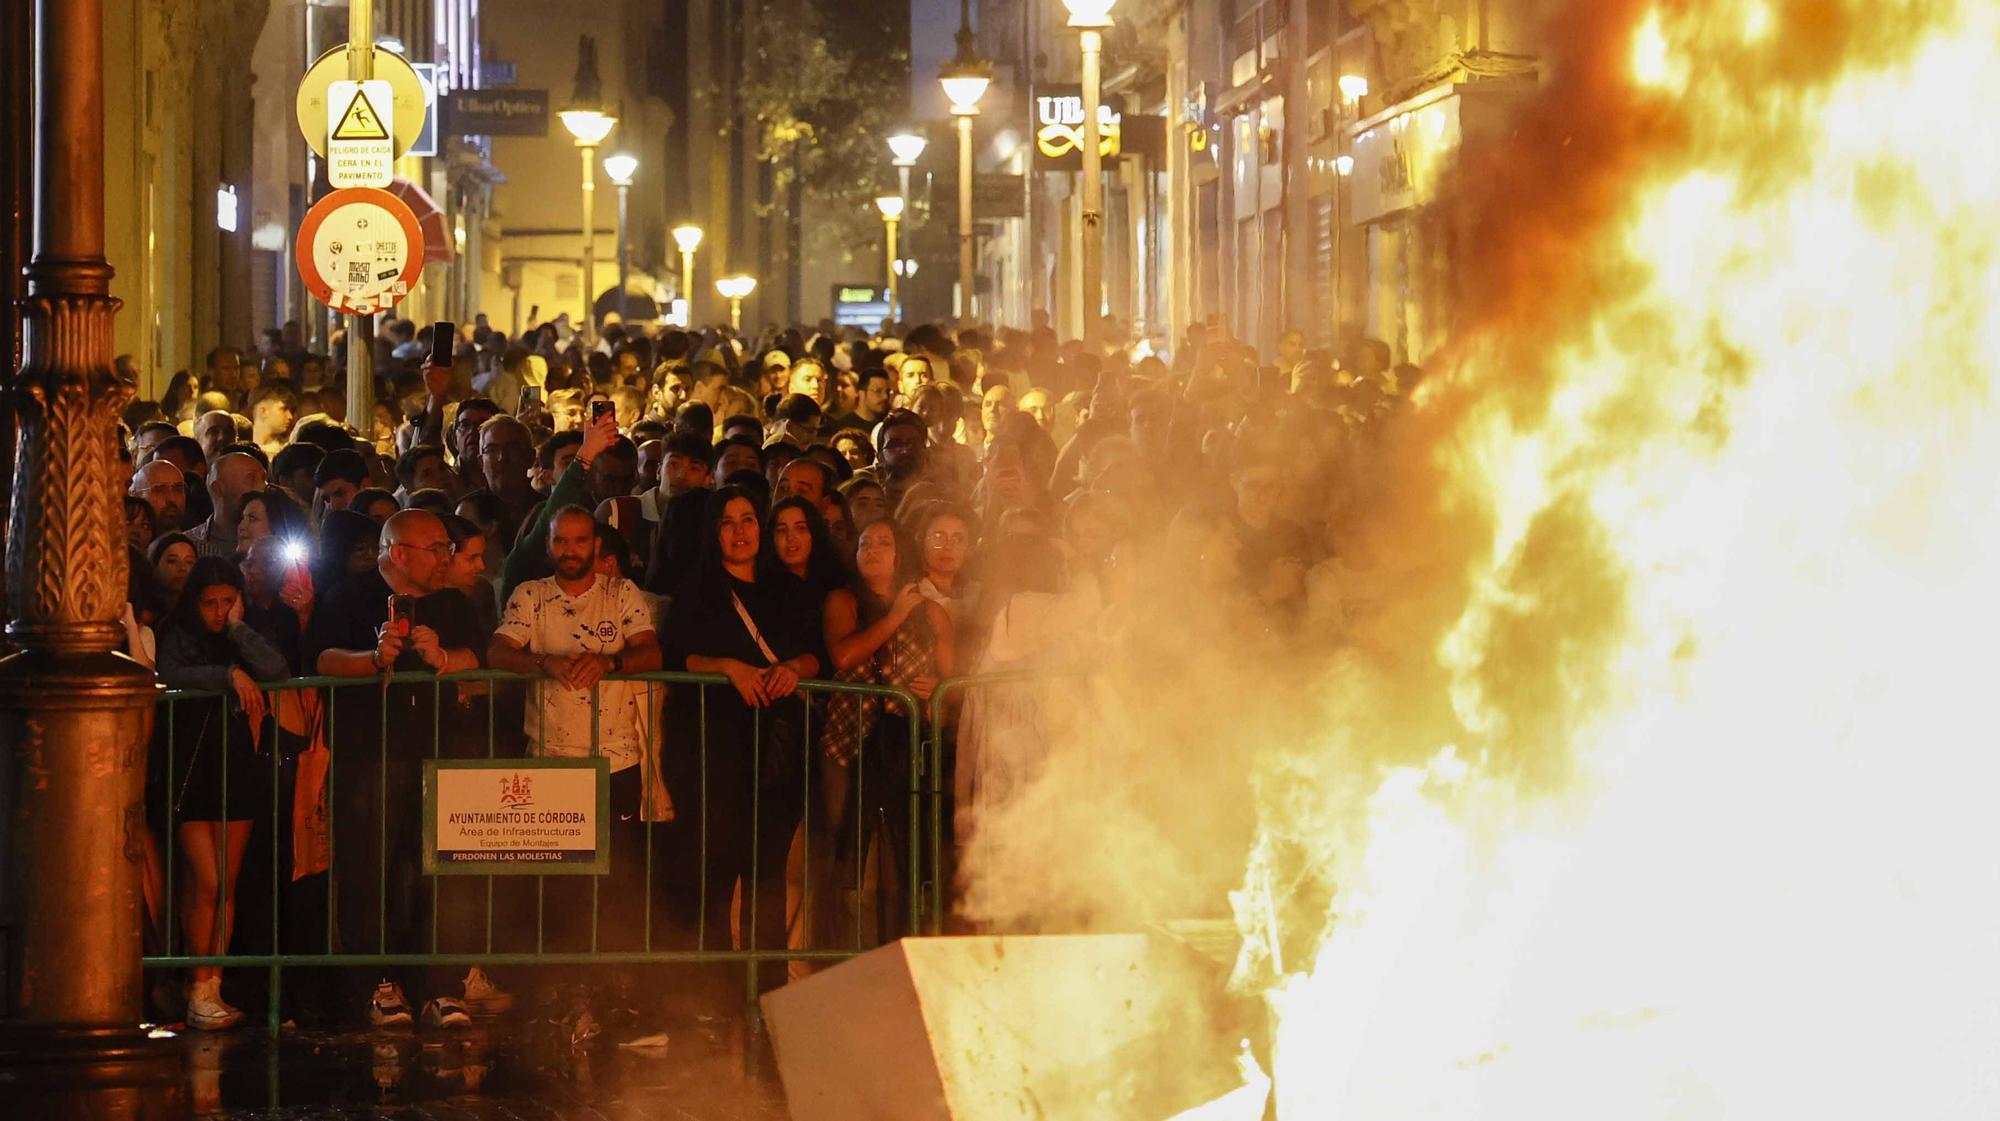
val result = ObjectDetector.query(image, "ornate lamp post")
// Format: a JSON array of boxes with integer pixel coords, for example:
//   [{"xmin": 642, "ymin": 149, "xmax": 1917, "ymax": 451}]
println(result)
[
  {"xmin": 1061, "ymin": 0, "xmax": 1115, "ymax": 340},
  {"xmin": 716, "ymin": 274, "xmax": 757, "ymax": 332},
  {"xmin": 0, "ymin": 0, "xmax": 169, "ymax": 1108},
  {"xmin": 937, "ymin": 0, "xmax": 990, "ymax": 323},
  {"xmin": 558, "ymin": 37, "xmax": 616, "ymax": 344},
  {"xmin": 602, "ymin": 152, "xmax": 638, "ymax": 324},
  {"xmin": 672, "ymin": 224, "xmax": 703, "ymax": 326},
  {"xmin": 875, "ymin": 195, "xmax": 906, "ymax": 323}
]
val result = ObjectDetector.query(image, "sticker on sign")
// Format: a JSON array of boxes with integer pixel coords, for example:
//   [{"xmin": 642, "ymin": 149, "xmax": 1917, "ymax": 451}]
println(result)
[
  {"xmin": 327, "ymin": 79, "xmax": 394, "ymax": 188},
  {"xmin": 296, "ymin": 187, "xmax": 425, "ymax": 315}
]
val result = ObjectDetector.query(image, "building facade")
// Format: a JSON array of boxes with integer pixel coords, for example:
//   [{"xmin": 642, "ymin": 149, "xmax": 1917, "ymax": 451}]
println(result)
[{"xmin": 958, "ymin": 0, "xmax": 1549, "ymax": 366}]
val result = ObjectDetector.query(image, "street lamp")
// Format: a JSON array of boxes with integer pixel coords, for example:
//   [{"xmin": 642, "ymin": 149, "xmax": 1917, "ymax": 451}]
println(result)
[
  {"xmin": 887, "ymin": 131, "xmax": 928, "ymax": 206},
  {"xmin": 875, "ymin": 195, "xmax": 906, "ymax": 323},
  {"xmin": 672, "ymin": 224, "xmax": 703, "ymax": 326},
  {"xmin": 602, "ymin": 152, "xmax": 638, "ymax": 324},
  {"xmin": 938, "ymin": 0, "xmax": 989, "ymax": 324},
  {"xmin": 1061, "ymin": 0, "xmax": 1114, "ymax": 341},
  {"xmin": 559, "ymin": 36, "xmax": 617, "ymax": 344},
  {"xmin": 716, "ymin": 274, "xmax": 757, "ymax": 332}
]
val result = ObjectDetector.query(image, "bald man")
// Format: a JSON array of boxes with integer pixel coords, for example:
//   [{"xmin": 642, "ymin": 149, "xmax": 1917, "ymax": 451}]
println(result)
[
  {"xmin": 128, "ymin": 459, "xmax": 190, "ymax": 535},
  {"xmin": 194, "ymin": 409, "xmax": 239, "ymax": 465},
  {"xmin": 305, "ymin": 507, "xmax": 489, "ymax": 1029},
  {"xmin": 186, "ymin": 451, "xmax": 267, "ymax": 558}
]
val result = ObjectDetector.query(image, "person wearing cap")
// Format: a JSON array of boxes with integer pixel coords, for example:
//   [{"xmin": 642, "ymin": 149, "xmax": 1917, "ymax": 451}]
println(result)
[{"xmin": 759, "ymin": 350, "xmax": 792, "ymax": 399}]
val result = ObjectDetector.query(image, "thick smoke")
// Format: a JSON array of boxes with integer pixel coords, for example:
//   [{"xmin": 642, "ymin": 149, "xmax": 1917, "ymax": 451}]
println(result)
[{"xmin": 955, "ymin": 0, "xmax": 2000, "ymax": 1115}]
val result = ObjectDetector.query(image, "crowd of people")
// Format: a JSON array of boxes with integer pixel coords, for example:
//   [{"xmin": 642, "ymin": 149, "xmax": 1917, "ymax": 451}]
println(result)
[{"xmin": 119, "ymin": 309, "xmax": 1416, "ymax": 1035}]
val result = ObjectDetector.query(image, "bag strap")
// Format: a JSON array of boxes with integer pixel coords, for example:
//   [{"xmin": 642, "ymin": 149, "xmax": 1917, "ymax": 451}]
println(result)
[{"xmin": 729, "ymin": 590, "xmax": 780, "ymax": 666}]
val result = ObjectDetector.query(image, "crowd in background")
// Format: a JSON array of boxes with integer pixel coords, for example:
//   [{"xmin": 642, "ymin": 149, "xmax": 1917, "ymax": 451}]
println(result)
[{"xmin": 117, "ymin": 307, "xmax": 1419, "ymax": 1035}]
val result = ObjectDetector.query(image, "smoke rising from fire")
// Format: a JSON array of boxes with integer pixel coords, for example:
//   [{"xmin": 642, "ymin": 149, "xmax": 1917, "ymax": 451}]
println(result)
[{"xmin": 956, "ymin": 0, "xmax": 2000, "ymax": 1114}]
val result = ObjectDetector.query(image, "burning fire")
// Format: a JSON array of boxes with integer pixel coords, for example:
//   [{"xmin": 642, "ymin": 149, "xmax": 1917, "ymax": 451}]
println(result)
[{"xmin": 1243, "ymin": 0, "xmax": 2000, "ymax": 1115}]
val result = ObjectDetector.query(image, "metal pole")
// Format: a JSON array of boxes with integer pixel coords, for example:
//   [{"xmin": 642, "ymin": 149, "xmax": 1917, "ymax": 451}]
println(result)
[
  {"xmin": 615, "ymin": 182, "xmax": 629, "ymax": 325},
  {"xmin": 957, "ymin": 114, "xmax": 974, "ymax": 323},
  {"xmin": 580, "ymin": 144, "xmax": 597, "ymax": 344},
  {"xmin": 897, "ymin": 164, "xmax": 912, "ymax": 324},
  {"xmin": 344, "ymin": 0, "xmax": 375, "ymax": 430},
  {"xmin": 1079, "ymin": 27, "xmax": 1103, "ymax": 344},
  {"xmin": 0, "ymin": 0, "xmax": 168, "ymax": 1106},
  {"xmin": 679, "ymin": 248, "xmax": 695, "ymax": 326},
  {"xmin": 884, "ymin": 215, "xmax": 900, "ymax": 321},
  {"xmin": 729, "ymin": 297, "xmax": 742, "ymax": 332}
]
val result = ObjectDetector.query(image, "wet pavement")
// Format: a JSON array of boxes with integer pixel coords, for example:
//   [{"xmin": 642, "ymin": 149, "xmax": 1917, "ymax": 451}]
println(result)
[{"xmin": 160, "ymin": 975, "xmax": 788, "ymax": 1120}]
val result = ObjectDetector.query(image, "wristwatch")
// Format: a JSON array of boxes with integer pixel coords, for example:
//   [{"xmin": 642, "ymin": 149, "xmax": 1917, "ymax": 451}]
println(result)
[{"xmin": 610, "ymin": 652, "xmax": 625, "ymax": 675}]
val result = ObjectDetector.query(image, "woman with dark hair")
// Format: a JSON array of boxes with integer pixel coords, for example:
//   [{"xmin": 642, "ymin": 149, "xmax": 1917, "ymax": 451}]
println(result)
[
  {"xmin": 150, "ymin": 532, "xmax": 198, "ymax": 608},
  {"xmin": 125, "ymin": 494, "xmax": 158, "ymax": 552},
  {"xmin": 818, "ymin": 518, "xmax": 954, "ymax": 938},
  {"xmin": 840, "ymin": 476, "xmax": 888, "ymax": 529},
  {"xmin": 235, "ymin": 487, "xmax": 308, "ymax": 554},
  {"xmin": 766, "ymin": 495, "xmax": 846, "ymax": 607},
  {"xmin": 160, "ymin": 370, "xmax": 199, "ymax": 425},
  {"xmin": 350, "ymin": 487, "xmax": 400, "ymax": 523},
  {"xmin": 312, "ymin": 508, "xmax": 380, "ymax": 602},
  {"xmin": 915, "ymin": 502, "xmax": 979, "ymax": 631},
  {"xmin": 154, "ymin": 556, "xmax": 290, "ymax": 1030},
  {"xmin": 660, "ymin": 484, "xmax": 821, "ymax": 992}
]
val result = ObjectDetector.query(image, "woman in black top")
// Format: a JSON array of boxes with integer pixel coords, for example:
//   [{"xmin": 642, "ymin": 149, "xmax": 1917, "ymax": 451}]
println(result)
[
  {"xmin": 154, "ymin": 557, "xmax": 290, "ymax": 1030},
  {"xmin": 312, "ymin": 508, "xmax": 379, "ymax": 602},
  {"xmin": 767, "ymin": 495, "xmax": 847, "ymax": 607},
  {"xmin": 661, "ymin": 484, "xmax": 821, "ymax": 990}
]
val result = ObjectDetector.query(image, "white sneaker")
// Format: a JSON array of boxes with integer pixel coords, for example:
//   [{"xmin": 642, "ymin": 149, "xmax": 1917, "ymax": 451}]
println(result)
[
  {"xmin": 186, "ymin": 977, "xmax": 244, "ymax": 1031},
  {"xmin": 461, "ymin": 965, "xmax": 514, "ymax": 1016},
  {"xmin": 421, "ymin": 996, "xmax": 472, "ymax": 1030},
  {"xmin": 369, "ymin": 980, "xmax": 413, "ymax": 1027}
]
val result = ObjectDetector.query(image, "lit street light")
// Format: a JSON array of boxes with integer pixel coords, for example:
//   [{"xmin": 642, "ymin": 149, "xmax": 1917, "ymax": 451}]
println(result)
[
  {"xmin": 887, "ymin": 130, "xmax": 928, "ymax": 213},
  {"xmin": 716, "ymin": 274, "xmax": 757, "ymax": 332},
  {"xmin": 602, "ymin": 152, "xmax": 638, "ymax": 324},
  {"xmin": 672, "ymin": 224, "xmax": 703, "ymax": 326},
  {"xmin": 559, "ymin": 36, "xmax": 617, "ymax": 344},
  {"xmin": 876, "ymin": 195, "xmax": 906, "ymax": 322},
  {"xmin": 938, "ymin": 0, "xmax": 989, "ymax": 324},
  {"xmin": 1062, "ymin": 0, "xmax": 1115, "ymax": 340}
]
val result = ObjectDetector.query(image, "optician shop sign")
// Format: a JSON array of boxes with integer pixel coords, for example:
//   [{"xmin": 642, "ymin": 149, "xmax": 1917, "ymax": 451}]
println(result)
[{"xmin": 424, "ymin": 758, "xmax": 609, "ymax": 875}]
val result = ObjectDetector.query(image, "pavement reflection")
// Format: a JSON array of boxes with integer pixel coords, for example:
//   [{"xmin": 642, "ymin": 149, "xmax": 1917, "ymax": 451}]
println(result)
[{"xmin": 167, "ymin": 982, "xmax": 786, "ymax": 1120}]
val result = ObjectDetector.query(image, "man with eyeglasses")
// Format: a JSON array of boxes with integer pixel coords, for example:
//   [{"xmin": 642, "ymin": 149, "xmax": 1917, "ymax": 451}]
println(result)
[
  {"xmin": 128, "ymin": 459, "xmax": 190, "ymax": 535},
  {"xmin": 306, "ymin": 509, "xmax": 489, "ymax": 1030}
]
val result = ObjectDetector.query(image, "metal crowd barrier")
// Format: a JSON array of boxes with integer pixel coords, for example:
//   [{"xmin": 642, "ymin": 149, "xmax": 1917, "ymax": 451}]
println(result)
[{"xmin": 141, "ymin": 670, "xmax": 929, "ymax": 1033}]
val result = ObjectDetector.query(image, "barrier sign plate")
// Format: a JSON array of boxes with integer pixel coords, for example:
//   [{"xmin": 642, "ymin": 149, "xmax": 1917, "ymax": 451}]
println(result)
[
  {"xmin": 295, "ymin": 186, "xmax": 425, "ymax": 315},
  {"xmin": 424, "ymin": 758, "xmax": 610, "ymax": 875},
  {"xmin": 327, "ymin": 79, "xmax": 394, "ymax": 187}
]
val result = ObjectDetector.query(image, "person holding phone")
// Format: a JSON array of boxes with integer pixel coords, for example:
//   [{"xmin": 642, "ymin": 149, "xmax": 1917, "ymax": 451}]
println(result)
[{"xmin": 305, "ymin": 509, "xmax": 489, "ymax": 1029}]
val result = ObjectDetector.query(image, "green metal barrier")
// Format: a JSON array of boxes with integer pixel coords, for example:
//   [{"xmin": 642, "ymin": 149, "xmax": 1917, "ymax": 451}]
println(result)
[
  {"xmin": 142, "ymin": 670, "xmax": 925, "ymax": 1034},
  {"xmin": 925, "ymin": 669, "xmax": 1072, "ymax": 934}
]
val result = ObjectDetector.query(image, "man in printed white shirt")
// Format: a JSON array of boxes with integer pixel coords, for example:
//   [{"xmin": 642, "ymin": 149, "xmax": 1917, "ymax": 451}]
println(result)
[{"xmin": 489, "ymin": 506, "xmax": 666, "ymax": 957}]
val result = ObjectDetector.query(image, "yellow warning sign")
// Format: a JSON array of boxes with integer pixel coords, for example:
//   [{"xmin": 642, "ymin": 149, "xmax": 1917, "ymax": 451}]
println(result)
[{"xmin": 332, "ymin": 88, "xmax": 390, "ymax": 142}]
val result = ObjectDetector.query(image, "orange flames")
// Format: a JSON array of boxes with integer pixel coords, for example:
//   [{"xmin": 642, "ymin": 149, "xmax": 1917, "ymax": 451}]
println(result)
[{"xmin": 1243, "ymin": 0, "xmax": 2000, "ymax": 1114}]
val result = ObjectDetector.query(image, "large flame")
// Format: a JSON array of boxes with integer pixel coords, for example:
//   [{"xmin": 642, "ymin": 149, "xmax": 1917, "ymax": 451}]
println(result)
[{"xmin": 1249, "ymin": 0, "xmax": 2000, "ymax": 1114}]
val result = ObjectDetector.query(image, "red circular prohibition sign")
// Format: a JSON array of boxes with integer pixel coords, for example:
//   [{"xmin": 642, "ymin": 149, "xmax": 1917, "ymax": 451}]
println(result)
[{"xmin": 295, "ymin": 186, "xmax": 426, "ymax": 315}]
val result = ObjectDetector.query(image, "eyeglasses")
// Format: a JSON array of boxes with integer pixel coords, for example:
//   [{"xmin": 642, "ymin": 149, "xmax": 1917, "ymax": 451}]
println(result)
[
  {"xmin": 926, "ymin": 531, "xmax": 970, "ymax": 548},
  {"xmin": 391, "ymin": 541, "xmax": 453, "ymax": 558}
]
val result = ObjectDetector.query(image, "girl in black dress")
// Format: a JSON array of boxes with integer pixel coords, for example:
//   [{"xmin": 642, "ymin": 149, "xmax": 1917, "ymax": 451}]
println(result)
[
  {"xmin": 155, "ymin": 557, "xmax": 290, "ymax": 1029},
  {"xmin": 661, "ymin": 485, "xmax": 821, "ymax": 991}
]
